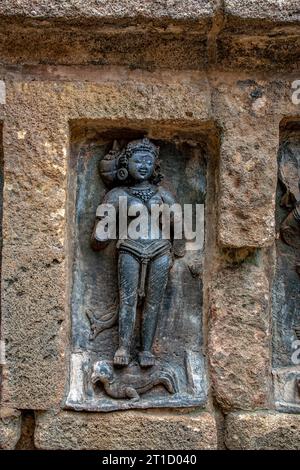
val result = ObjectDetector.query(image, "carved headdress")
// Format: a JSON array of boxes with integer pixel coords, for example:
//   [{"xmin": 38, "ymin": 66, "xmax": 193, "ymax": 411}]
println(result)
[{"xmin": 125, "ymin": 138, "xmax": 159, "ymax": 160}]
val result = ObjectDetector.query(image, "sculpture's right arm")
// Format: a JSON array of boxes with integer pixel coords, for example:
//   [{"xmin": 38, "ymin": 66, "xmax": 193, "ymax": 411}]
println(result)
[{"xmin": 91, "ymin": 188, "xmax": 122, "ymax": 251}]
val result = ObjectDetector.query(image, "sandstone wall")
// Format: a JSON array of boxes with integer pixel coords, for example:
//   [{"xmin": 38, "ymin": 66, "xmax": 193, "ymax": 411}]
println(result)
[{"xmin": 0, "ymin": 1, "xmax": 300, "ymax": 450}]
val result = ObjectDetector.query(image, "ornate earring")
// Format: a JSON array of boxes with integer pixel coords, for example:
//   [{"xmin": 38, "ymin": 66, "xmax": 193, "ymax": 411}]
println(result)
[{"xmin": 117, "ymin": 167, "xmax": 128, "ymax": 181}]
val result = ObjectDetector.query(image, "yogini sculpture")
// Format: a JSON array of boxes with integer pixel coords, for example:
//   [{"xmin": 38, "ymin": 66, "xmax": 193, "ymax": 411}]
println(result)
[{"xmin": 90, "ymin": 138, "xmax": 183, "ymax": 369}]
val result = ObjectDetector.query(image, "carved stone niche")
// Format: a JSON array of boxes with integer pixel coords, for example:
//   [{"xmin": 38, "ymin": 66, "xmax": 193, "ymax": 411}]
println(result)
[
  {"xmin": 272, "ymin": 120, "xmax": 300, "ymax": 413},
  {"xmin": 65, "ymin": 124, "xmax": 211, "ymax": 411}
]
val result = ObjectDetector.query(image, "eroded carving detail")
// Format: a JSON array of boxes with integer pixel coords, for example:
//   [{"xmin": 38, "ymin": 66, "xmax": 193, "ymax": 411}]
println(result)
[{"xmin": 91, "ymin": 360, "xmax": 178, "ymax": 402}]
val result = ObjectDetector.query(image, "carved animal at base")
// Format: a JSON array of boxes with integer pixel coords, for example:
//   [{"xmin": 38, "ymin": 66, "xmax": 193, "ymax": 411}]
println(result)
[{"xmin": 91, "ymin": 361, "xmax": 178, "ymax": 401}]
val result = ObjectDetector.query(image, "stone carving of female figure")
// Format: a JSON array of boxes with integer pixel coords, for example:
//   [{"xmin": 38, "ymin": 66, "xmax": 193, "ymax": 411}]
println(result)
[{"xmin": 91, "ymin": 138, "xmax": 182, "ymax": 368}]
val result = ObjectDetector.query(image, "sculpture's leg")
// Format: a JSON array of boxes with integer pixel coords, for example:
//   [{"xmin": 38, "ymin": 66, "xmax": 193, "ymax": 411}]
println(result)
[
  {"xmin": 139, "ymin": 253, "xmax": 171, "ymax": 367},
  {"xmin": 114, "ymin": 252, "xmax": 139, "ymax": 366}
]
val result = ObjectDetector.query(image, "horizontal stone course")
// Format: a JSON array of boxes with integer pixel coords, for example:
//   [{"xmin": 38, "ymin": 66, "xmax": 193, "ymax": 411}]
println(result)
[
  {"xmin": 0, "ymin": 2, "xmax": 298, "ymax": 71},
  {"xmin": 224, "ymin": 0, "xmax": 300, "ymax": 23},
  {"xmin": 0, "ymin": 1, "xmax": 299, "ymax": 25},
  {"xmin": 225, "ymin": 411, "xmax": 300, "ymax": 450},
  {"xmin": 0, "ymin": 1, "xmax": 216, "ymax": 22},
  {"xmin": 34, "ymin": 410, "xmax": 218, "ymax": 450}
]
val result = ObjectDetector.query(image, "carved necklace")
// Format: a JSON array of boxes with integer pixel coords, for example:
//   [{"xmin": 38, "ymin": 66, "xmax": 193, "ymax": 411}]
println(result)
[{"xmin": 128, "ymin": 187, "xmax": 157, "ymax": 203}]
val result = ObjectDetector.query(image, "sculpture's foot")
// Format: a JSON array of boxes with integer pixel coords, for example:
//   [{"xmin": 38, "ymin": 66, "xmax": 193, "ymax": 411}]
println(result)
[
  {"xmin": 139, "ymin": 351, "xmax": 155, "ymax": 368},
  {"xmin": 113, "ymin": 347, "xmax": 130, "ymax": 366}
]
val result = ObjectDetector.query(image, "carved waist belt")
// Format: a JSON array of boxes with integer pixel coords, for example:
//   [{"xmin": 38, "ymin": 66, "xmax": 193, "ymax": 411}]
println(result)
[{"xmin": 118, "ymin": 239, "xmax": 171, "ymax": 298}]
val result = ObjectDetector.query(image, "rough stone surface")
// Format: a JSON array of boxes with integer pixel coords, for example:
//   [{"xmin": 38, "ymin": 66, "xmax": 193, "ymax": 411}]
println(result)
[
  {"xmin": 0, "ymin": 2, "xmax": 212, "ymax": 70},
  {"xmin": 0, "ymin": 1, "xmax": 216, "ymax": 22},
  {"xmin": 208, "ymin": 251, "xmax": 273, "ymax": 411},
  {"xmin": 211, "ymin": 74, "xmax": 300, "ymax": 248},
  {"xmin": 0, "ymin": 2, "xmax": 214, "ymax": 70},
  {"xmin": 225, "ymin": 411, "xmax": 300, "ymax": 450},
  {"xmin": 0, "ymin": 408, "xmax": 21, "ymax": 450},
  {"xmin": 0, "ymin": 26, "xmax": 208, "ymax": 69},
  {"xmin": 211, "ymin": 75, "xmax": 281, "ymax": 248},
  {"xmin": 1, "ymin": 1, "xmax": 299, "ymax": 25},
  {"xmin": 219, "ymin": 35, "xmax": 300, "ymax": 72},
  {"xmin": 224, "ymin": 1, "xmax": 300, "ymax": 23},
  {"xmin": 0, "ymin": 1, "xmax": 299, "ymax": 451},
  {"xmin": 217, "ymin": 2, "xmax": 300, "ymax": 71},
  {"xmin": 34, "ymin": 410, "xmax": 218, "ymax": 450}
]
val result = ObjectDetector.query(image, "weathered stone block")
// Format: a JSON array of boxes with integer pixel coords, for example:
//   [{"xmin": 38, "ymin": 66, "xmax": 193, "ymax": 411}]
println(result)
[
  {"xmin": 0, "ymin": 0, "xmax": 298, "ymax": 453},
  {"xmin": 224, "ymin": 1, "xmax": 300, "ymax": 24},
  {"xmin": 225, "ymin": 411, "xmax": 300, "ymax": 450},
  {"xmin": 34, "ymin": 410, "xmax": 217, "ymax": 450},
  {"xmin": 218, "ymin": 123, "xmax": 278, "ymax": 247},
  {"xmin": 0, "ymin": 2, "xmax": 299, "ymax": 70},
  {"xmin": 0, "ymin": 408, "xmax": 21, "ymax": 450},
  {"xmin": 0, "ymin": 2, "xmax": 215, "ymax": 69},
  {"xmin": 218, "ymin": 3, "xmax": 300, "ymax": 71},
  {"xmin": 208, "ymin": 253, "xmax": 272, "ymax": 411},
  {"xmin": 0, "ymin": 29, "xmax": 209, "ymax": 69}
]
